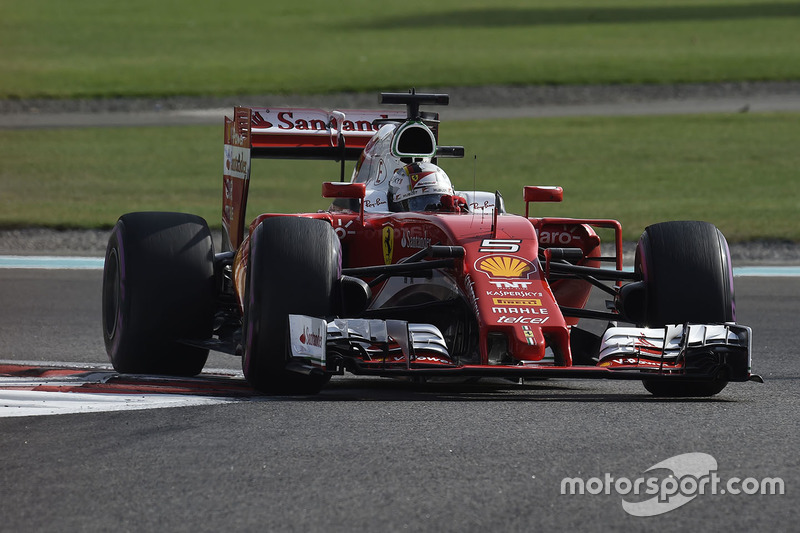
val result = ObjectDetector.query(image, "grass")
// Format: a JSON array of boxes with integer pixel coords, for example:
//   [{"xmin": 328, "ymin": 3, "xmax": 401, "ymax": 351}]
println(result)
[
  {"xmin": 1, "ymin": 112, "xmax": 798, "ymax": 241},
  {"xmin": 442, "ymin": 113, "xmax": 800, "ymax": 241},
  {"xmin": 2, "ymin": 0, "xmax": 800, "ymax": 99}
]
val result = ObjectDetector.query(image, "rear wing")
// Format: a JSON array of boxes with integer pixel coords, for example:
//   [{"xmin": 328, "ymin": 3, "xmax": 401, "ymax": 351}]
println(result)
[
  {"xmin": 221, "ymin": 106, "xmax": 408, "ymax": 251},
  {"xmin": 249, "ymin": 107, "xmax": 408, "ymax": 159}
]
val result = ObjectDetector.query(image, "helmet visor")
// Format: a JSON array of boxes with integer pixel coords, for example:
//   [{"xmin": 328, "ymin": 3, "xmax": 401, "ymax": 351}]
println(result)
[{"xmin": 406, "ymin": 194, "xmax": 444, "ymax": 212}]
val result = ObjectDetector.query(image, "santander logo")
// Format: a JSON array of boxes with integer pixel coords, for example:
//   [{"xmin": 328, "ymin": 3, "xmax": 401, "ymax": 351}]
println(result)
[
  {"xmin": 300, "ymin": 327, "xmax": 323, "ymax": 348},
  {"xmin": 251, "ymin": 110, "xmax": 390, "ymax": 133}
]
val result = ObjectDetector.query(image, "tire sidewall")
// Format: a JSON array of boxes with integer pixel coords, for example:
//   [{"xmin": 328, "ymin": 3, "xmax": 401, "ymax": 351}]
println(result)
[
  {"xmin": 634, "ymin": 220, "xmax": 736, "ymax": 396},
  {"xmin": 637, "ymin": 221, "xmax": 734, "ymax": 328},
  {"xmin": 242, "ymin": 217, "xmax": 340, "ymax": 393},
  {"xmin": 102, "ymin": 212, "xmax": 215, "ymax": 376}
]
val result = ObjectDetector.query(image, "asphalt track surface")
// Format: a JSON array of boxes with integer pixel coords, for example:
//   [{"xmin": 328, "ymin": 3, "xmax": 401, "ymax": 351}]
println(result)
[
  {"xmin": 3, "ymin": 93, "xmax": 800, "ymax": 129},
  {"xmin": 3, "ymin": 82, "xmax": 800, "ymax": 129},
  {"xmin": 0, "ymin": 268, "xmax": 797, "ymax": 532}
]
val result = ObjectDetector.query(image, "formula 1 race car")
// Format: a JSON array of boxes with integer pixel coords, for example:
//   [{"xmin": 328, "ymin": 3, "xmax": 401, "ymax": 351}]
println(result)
[{"xmin": 102, "ymin": 90, "xmax": 758, "ymax": 396}]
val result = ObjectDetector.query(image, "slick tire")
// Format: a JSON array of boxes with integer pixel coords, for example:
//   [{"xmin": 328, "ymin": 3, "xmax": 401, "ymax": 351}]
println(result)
[
  {"xmin": 636, "ymin": 221, "xmax": 734, "ymax": 328},
  {"xmin": 635, "ymin": 221, "xmax": 735, "ymax": 397},
  {"xmin": 242, "ymin": 217, "xmax": 338, "ymax": 394},
  {"xmin": 102, "ymin": 212, "xmax": 215, "ymax": 376}
]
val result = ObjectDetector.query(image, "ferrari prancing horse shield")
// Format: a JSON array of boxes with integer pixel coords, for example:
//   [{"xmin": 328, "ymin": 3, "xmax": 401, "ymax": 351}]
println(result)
[{"xmin": 382, "ymin": 226, "xmax": 394, "ymax": 265}]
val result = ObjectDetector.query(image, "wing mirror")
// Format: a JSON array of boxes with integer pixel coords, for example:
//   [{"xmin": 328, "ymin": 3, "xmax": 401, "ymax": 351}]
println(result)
[
  {"xmin": 323, "ymin": 182, "xmax": 367, "ymax": 224},
  {"xmin": 524, "ymin": 186, "xmax": 563, "ymax": 218},
  {"xmin": 322, "ymin": 182, "xmax": 366, "ymax": 200}
]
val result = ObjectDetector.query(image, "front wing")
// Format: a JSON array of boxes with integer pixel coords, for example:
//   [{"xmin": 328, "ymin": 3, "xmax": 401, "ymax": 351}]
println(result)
[{"xmin": 286, "ymin": 315, "xmax": 756, "ymax": 384}]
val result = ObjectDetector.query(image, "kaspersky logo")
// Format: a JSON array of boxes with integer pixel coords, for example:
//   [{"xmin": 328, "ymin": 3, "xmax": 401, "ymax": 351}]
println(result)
[{"xmin": 475, "ymin": 255, "xmax": 537, "ymax": 279}]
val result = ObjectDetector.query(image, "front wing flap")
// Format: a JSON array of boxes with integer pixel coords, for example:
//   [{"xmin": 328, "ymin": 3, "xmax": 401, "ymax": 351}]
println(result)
[
  {"xmin": 597, "ymin": 323, "xmax": 753, "ymax": 382},
  {"xmin": 287, "ymin": 315, "xmax": 755, "ymax": 383}
]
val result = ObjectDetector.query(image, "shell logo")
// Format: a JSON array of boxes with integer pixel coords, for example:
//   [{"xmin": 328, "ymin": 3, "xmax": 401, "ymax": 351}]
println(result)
[{"xmin": 475, "ymin": 255, "xmax": 536, "ymax": 279}]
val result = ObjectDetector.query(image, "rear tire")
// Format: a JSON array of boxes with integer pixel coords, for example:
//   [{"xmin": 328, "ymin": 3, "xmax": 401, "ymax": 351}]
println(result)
[
  {"xmin": 102, "ymin": 212, "xmax": 215, "ymax": 376},
  {"xmin": 635, "ymin": 221, "xmax": 735, "ymax": 397},
  {"xmin": 242, "ymin": 217, "xmax": 338, "ymax": 394}
]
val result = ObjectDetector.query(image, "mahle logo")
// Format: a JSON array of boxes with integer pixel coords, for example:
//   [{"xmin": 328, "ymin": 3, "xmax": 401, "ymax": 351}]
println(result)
[{"xmin": 561, "ymin": 452, "xmax": 785, "ymax": 517}]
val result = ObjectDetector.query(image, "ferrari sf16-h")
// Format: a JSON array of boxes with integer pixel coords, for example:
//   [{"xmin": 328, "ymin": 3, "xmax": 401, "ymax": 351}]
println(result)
[{"xmin": 102, "ymin": 90, "xmax": 759, "ymax": 396}]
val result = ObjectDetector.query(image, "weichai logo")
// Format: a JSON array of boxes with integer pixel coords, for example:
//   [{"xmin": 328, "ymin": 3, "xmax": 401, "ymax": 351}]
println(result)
[{"xmin": 475, "ymin": 255, "xmax": 537, "ymax": 279}]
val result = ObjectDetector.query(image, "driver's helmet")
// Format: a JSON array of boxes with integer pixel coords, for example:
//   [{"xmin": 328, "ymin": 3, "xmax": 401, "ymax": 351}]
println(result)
[{"xmin": 388, "ymin": 162, "xmax": 454, "ymax": 212}]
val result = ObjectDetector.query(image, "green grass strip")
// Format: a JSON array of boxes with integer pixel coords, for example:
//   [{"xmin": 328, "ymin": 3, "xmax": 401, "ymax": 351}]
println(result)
[
  {"xmin": 2, "ymin": 0, "xmax": 800, "ymax": 99},
  {"xmin": 1, "ymin": 112, "xmax": 798, "ymax": 242}
]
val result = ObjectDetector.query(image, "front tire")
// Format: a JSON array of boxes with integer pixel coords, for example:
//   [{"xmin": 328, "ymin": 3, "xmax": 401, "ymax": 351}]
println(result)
[
  {"xmin": 635, "ymin": 221, "xmax": 735, "ymax": 397},
  {"xmin": 637, "ymin": 221, "xmax": 734, "ymax": 328},
  {"xmin": 242, "ymin": 217, "xmax": 339, "ymax": 394},
  {"xmin": 102, "ymin": 212, "xmax": 215, "ymax": 376}
]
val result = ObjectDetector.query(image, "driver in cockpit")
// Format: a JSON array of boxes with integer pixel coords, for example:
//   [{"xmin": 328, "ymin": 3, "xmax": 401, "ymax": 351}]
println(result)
[
  {"xmin": 357, "ymin": 161, "xmax": 466, "ymax": 213},
  {"xmin": 387, "ymin": 162, "xmax": 456, "ymax": 212}
]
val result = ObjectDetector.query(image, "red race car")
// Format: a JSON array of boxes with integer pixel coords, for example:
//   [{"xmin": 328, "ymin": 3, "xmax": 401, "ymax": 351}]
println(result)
[{"xmin": 102, "ymin": 90, "xmax": 758, "ymax": 396}]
